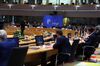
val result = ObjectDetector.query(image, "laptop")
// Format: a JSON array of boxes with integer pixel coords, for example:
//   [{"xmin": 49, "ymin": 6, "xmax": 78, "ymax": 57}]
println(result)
[{"xmin": 35, "ymin": 35, "xmax": 44, "ymax": 46}]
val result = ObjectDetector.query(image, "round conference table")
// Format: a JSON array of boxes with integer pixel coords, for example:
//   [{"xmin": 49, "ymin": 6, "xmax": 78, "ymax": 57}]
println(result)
[
  {"xmin": 7, "ymin": 34, "xmax": 84, "ymax": 66},
  {"xmin": 7, "ymin": 35, "xmax": 53, "ymax": 45},
  {"xmin": 25, "ymin": 44, "xmax": 58, "ymax": 66},
  {"xmin": 7, "ymin": 35, "xmax": 57, "ymax": 66}
]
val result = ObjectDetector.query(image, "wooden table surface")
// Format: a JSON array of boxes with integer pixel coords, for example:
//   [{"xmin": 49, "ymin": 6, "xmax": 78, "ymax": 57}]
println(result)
[
  {"xmin": 27, "ymin": 45, "xmax": 54, "ymax": 55},
  {"xmin": 7, "ymin": 35, "xmax": 53, "ymax": 45},
  {"xmin": 25, "ymin": 45, "xmax": 57, "ymax": 65}
]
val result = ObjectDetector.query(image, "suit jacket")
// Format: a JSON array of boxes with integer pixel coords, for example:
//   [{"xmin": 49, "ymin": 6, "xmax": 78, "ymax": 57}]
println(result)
[
  {"xmin": 85, "ymin": 31, "xmax": 98, "ymax": 46},
  {"xmin": 95, "ymin": 31, "xmax": 100, "ymax": 43},
  {"xmin": 20, "ymin": 21, "xmax": 25, "ymax": 30},
  {"xmin": 53, "ymin": 36, "xmax": 71, "ymax": 53},
  {"xmin": 0, "ymin": 38, "xmax": 19, "ymax": 66}
]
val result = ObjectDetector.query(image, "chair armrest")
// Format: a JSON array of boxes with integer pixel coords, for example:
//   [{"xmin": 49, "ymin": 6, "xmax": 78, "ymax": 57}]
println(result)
[
  {"xmin": 58, "ymin": 52, "xmax": 71, "ymax": 56},
  {"xmin": 83, "ymin": 46, "xmax": 95, "ymax": 49}
]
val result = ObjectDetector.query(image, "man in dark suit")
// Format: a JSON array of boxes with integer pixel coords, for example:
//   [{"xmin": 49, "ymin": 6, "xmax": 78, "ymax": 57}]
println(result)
[
  {"xmin": 84, "ymin": 27, "xmax": 96, "ymax": 46},
  {"xmin": 20, "ymin": 19, "xmax": 26, "ymax": 36},
  {"xmin": 53, "ymin": 29, "xmax": 71, "ymax": 53},
  {"xmin": 76, "ymin": 27, "xmax": 99, "ymax": 60},
  {"xmin": 0, "ymin": 38, "xmax": 19, "ymax": 66},
  {"xmin": 85, "ymin": 26, "xmax": 100, "ymax": 47},
  {"xmin": 93, "ymin": 25, "xmax": 100, "ymax": 48},
  {"xmin": 84, "ymin": 26, "xmax": 100, "ymax": 59},
  {"xmin": 53, "ymin": 29, "xmax": 71, "ymax": 64}
]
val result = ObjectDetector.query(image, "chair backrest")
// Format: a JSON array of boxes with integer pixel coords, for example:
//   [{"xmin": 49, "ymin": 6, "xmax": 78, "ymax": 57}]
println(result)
[
  {"xmin": 7, "ymin": 46, "xmax": 28, "ymax": 66},
  {"xmin": 0, "ymin": 37, "xmax": 19, "ymax": 48},
  {"xmin": 69, "ymin": 39, "xmax": 80, "ymax": 60},
  {"xmin": 35, "ymin": 35, "xmax": 44, "ymax": 46},
  {"xmin": 0, "ymin": 37, "xmax": 19, "ymax": 64},
  {"xmin": 83, "ymin": 46, "xmax": 95, "ymax": 54},
  {"xmin": 71, "ymin": 39, "xmax": 80, "ymax": 54},
  {"xmin": 96, "ymin": 31, "xmax": 100, "ymax": 43},
  {"xmin": 95, "ymin": 35, "xmax": 100, "ymax": 48},
  {"xmin": 7, "ymin": 37, "xmax": 19, "ymax": 47}
]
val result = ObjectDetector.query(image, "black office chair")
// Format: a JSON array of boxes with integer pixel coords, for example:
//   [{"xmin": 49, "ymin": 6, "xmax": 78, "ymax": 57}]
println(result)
[
  {"xmin": 94, "ymin": 35, "xmax": 100, "ymax": 48},
  {"xmin": 55, "ymin": 40, "xmax": 80, "ymax": 66},
  {"xmin": 70, "ymin": 39, "xmax": 80, "ymax": 60},
  {"xmin": 82, "ymin": 46, "xmax": 95, "ymax": 60},
  {"xmin": 55, "ymin": 42, "xmax": 72, "ymax": 66},
  {"xmin": 55, "ymin": 52, "xmax": 70, "ymax": 66},
  {"xmin": 7, "ymin": 46, "xmax": 28, "ymax": 66}
]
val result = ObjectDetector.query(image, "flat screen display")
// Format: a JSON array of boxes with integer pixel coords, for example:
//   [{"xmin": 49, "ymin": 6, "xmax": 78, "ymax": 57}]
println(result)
[
  {"xmin": 35, "ymin": 36, "xmax": 44, "ymax": 46},
  {"xmin": 43, "ymin": 15, "xmax": 63, "ymax": 28}
]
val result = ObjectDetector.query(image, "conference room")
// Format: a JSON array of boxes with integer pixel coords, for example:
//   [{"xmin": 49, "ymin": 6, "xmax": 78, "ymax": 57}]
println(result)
[{"xmin": 0, "ymin": 0, "xmax": 100, "ymax": 66}]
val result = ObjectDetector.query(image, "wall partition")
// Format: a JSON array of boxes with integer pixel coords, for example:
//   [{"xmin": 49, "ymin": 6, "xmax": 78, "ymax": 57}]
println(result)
[{"xmin": 0, "ymin": 0, "xmax": 100, "ymax": 4}]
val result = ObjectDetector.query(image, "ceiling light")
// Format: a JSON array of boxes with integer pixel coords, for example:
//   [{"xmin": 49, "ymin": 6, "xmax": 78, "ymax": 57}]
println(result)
[
  {"xmin": 54, "ymin": 5, "xmax": 59, "ymax": 10},
  {"xmin": 30, "ymin": 5, "xmax": 36, "ymax": 9},
  {"xmin": 75, "ymin": 5, "xmax": 80, "ymax": 10},
  {"xmin": 76, "ymin": 5, "xmax": 80, "ymax": 8},
  {"xmin": 8, "ymin": 4, "xmax": 13, "ymax": 9},
  {"xmin": 95, "ymin": 4, "xmax": 100, "ymax": 10},
  {"xmin": 96, "ymin": 4, "xmax": 100, "ymax": 7}
]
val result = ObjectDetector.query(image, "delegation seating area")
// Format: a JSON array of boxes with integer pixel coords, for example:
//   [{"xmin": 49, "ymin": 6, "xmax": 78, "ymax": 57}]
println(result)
[
  {"xmin": 4, "ymin": 27, "xmax": 76, "ymax": 66},
  {"xmin": 5, "ymin": 26, "xmax": 76, "ymax": 36},
  {"xmin": 1, "ymin": 27, "xmax": 100, "ymax": 66}
]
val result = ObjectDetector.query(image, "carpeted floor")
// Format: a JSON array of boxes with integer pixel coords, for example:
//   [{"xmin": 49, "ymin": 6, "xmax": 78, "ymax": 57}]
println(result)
[{"xmin": 58, "ymin": 61, "xmax": 100, "ymax": 66}]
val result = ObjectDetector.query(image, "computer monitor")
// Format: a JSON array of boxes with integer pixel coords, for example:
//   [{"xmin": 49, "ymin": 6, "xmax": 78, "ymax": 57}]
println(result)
[
  {"xmin": 53, "ymin": 34, "xmax": 57, "ymax": 41},
  {"xmin": 35, "ymin": 35, "xmax": 44, "ymax": 46}
]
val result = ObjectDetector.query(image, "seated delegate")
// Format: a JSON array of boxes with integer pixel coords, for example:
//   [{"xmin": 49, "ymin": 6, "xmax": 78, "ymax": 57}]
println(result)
[
  {"xmin": 53, "ymin": 29, "xmax": 71, "ymax": 64},
  {"xmin": 0, "ymin": 22, "xmax": 19, "ymax": 66},
  {"xmin": 76, "ymin": 26, "xmax": 100, "ymax": 60}
]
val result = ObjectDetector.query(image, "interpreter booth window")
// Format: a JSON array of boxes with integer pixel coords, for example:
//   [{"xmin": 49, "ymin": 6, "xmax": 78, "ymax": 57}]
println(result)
[{"xmin": 47, "ymin": 0, "xmax": 71, "ymax": 5}]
